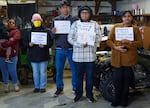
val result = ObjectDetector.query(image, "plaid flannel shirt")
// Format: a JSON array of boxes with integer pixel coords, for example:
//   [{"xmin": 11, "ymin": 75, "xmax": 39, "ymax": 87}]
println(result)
[{"xmin": 68, "ymin": 20, "xmax": 101, "ymax": 62}]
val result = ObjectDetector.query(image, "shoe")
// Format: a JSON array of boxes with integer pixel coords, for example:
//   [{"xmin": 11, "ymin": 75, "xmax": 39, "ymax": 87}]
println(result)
[
  {"xmin": 54, "ymin": 89, "xmax": 63, "ymax": 97},
  {"xmin": 5, "ymin": 60, "xmax": 13, "ymax": 63},
  {"xmin": 4, "ymin": 84, "xmax": 9, "ymax": 93},
  {"xmin": 111, "ymin": 102, "xmax": 120, "ymax": 107},
  {"xmin": 33, "ymin": 88, "xmax": 40, "ymax": 93},
  {"xmin": 87, "ymin": 97, "xmax": 96, "ymax": 103},
  {"xmin": 40, "ymin": 89, "xmax": 46, "ymax": 93},
  {"xmin": 120, "ymin": 102, "xmax": 128, "ymax": 107},
  {"xmin": 72, "ymin": 90, "xmax": 76, "ymax": 95},
  {"xmin": 73, "ymin": 95, "xmax": 82, "ymax": 102},
  {"xmin": 14, "ymin": 84, "xmax": 20, "ymax": 92}
]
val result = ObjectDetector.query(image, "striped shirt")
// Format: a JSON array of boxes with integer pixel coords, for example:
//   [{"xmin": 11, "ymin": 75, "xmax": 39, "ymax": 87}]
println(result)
[{"xmin": 68, "ymin": 20, "xmax": 101, "ymax": 62}]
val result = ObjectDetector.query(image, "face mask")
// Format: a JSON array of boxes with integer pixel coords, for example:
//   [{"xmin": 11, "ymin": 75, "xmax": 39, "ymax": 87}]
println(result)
[{"xmin": 33, "ymin": 21, "xmax": 42, "ymax": 27}]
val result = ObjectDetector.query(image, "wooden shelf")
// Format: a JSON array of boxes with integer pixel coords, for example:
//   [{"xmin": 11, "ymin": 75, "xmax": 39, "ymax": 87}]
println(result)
[
  {"xmin": 92, "ymin": 15, "xmax": 122, "ymax": 24},
  {"xmin": 134, "ymin": 14, "xmax": 150, "ymax": 26}
]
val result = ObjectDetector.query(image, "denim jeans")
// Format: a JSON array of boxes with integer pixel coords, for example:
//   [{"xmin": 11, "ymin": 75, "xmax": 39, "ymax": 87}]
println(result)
[
  {"xmin": 0, "ymin": 56, "xmax": 18, "ymax": 85},
  {"xmin": 55, "ymin": 49, "xmax": 76, "ymax": 91},
  {"xmin": 31, "ymin": 61, "xmax": 48, "ymax": 89},
  {"xmin": 74, "ymin": 62, "xmax": 94, "ymax": 98}
]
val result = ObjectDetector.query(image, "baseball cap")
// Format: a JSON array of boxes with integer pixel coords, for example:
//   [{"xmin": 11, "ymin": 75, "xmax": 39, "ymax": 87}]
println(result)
[{"xmin": 59, "ymin": 0, "xmax": 70, "ymax": 7}]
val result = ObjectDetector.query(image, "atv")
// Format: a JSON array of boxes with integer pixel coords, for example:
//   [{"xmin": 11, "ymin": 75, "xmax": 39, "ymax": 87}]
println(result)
[{"xmin": 94, "ymin": 50, "xmax": 150, "ymax": 102}]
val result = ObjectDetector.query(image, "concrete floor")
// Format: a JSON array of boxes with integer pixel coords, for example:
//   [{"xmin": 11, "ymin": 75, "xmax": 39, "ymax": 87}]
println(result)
[{"xmin": 0, "ymin": 70, "xmax": 150, "ymax": 108}]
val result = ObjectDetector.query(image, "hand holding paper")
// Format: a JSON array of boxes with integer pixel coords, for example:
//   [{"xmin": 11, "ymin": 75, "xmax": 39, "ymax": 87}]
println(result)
[
  {"xmin": 77, "ymin": 22, "xmax": 96, "ymax": 46},
  {"xmin": 115, "ymin": 27, "xmax": 134, "ymax": 41},
  {"xmin": 121, "ymin": 39, "xmax": 132, "ymax": 45},
  {"xmin": 31, "ymin": 32, "xmax": 47, "ymax": 45},
  {"xmin": 54, "ymin": 21, "xmax": 71, "ymax": 34}
]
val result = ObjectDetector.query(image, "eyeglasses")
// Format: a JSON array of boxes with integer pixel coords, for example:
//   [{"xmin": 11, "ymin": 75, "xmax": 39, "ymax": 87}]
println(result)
[{"xmin": 81, "ymin": 11, "xmax": 89, "ymax": 14}]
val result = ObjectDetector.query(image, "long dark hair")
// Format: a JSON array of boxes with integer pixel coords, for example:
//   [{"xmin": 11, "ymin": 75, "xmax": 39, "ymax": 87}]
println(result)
[
  {"xmin": 122, "ymin": 10, "xmax": 134, "ymax": 24},
  {"xmin": 122, "ymin": 10, "xmax": 133, "ymax": 17}
]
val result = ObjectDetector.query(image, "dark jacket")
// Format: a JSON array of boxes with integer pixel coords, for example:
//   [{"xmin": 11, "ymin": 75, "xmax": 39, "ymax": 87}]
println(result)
[
  {"xmin": 50, "ymin": 15, "xmax": 78, "ymax": 50},
  {"xmin": 0, "ymin": 27, "xmax": 21, "ymax": 58},
  {"xmin": 25, "ymin": 26, "xmax": 53, "ymax": 62}
]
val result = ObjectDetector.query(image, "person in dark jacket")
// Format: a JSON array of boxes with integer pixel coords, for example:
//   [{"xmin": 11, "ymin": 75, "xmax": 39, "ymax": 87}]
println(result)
[{"xmin": 26, "ymin": 13, "xmax": 53, "ymax": 93}]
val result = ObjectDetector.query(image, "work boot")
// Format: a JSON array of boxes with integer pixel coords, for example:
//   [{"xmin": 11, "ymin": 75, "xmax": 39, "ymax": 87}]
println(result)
[
  {"xmin": 14, "ymin": 84, "xmax": 20, "ymax": 92},
  {"xmin": 4, "ymin": 84, "xmax": 9, "ymax": 93}
]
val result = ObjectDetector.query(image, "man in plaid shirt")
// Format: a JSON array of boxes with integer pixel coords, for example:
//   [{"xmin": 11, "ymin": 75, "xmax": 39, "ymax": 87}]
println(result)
[{"xmin": 68, "ymin": 6, "xmax": 101, "ymax": 103}]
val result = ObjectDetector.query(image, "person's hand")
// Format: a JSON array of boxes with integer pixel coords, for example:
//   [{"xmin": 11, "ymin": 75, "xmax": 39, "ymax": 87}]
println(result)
[
  {"xmin": 114, "ymin": 46, "xmax": 127, "ymax": 53},
  {"xmin": 29, "ymin": 42, "xmax": 34, "ymax": 47},
  {"xmin": 51, "ymin": 27, "xmax": 56, "ymax": 34},
  {"xmin": 39, "ymin": 44, "xmax": 44, "ymax": 48},
  {"xmin": 121, "ymin": 39, "xmax": 132, "ymax": 45},
  {"xmin": 83, "ymin": 43, "xmax": 88, "ymax": 48}
]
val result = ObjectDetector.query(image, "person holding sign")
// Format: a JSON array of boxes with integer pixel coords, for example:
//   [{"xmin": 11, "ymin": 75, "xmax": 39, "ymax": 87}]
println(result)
[
  {"xmin": 68, "ymin": 6, "xmax": 101, "ymax": 103},
  {"xmin": 107, "ymin": 11, "xmax": 143, "ymax": 107},
  {"xmin": 50, "ymin": 0, "xmax": 78, "ymax": 96},
  {"xmin": 25, "ymin": 13, "xmax": 53, "ymax": 93}
]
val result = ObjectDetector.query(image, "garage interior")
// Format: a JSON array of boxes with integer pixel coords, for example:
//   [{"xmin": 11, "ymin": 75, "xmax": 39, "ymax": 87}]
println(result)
[{"xmin": 0, "ymin": 0, "xmax": 150, "ymax": 108}]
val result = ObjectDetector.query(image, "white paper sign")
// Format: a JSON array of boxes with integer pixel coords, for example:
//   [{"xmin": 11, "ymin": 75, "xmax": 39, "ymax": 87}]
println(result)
[
  {"xmin": 54, "ymin": 21, "xmax": 71, "ymax": 34},
  {"xmin": 77, "ymin": 22, "xmax": 96, "ymax": 46},
  {"xmin": 31, "ymin": 32, "xmax": 47, "ymax": 45},
  {"xmin": 115, "ymin": 27, "xmax": 134, "ymax": 41}
]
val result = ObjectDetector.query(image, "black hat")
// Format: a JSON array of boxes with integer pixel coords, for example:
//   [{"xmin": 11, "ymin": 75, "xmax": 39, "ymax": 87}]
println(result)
[
  {"xmin": 78, "ymin": 6, "xmax": 93, "ymax": 21},
  {"xmin": 59, "ymin": 0, "xmax": 70, "ymax": 7}
]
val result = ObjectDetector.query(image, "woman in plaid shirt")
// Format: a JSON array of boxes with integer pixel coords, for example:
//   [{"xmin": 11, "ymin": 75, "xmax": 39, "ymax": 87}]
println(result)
[{"xmin": 68, "ymin": 6, "xmax": 101, "ymax": 103}]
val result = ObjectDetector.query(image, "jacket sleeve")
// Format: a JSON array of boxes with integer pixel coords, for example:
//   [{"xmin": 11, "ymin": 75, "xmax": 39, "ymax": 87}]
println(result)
[
  {"xmin": 131, "ymin": 27, "xmax": 143, "ymax": 48},
  {"xmin": 50, "ymin": 19, "xmax": 56, "ymax": 39},
  {"xmin": 67, "ymin": 21, "xmax": 83, "ymax": 47},
  {"xmin": 1, "ymin": 29, "xmax": 21, "ymax": 48}
]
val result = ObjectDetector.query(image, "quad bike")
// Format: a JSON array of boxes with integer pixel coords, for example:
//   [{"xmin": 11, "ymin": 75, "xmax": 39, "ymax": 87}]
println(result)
[{"xmin": 94, "ymin": 50, "xmax": 150, "ymax": 102}]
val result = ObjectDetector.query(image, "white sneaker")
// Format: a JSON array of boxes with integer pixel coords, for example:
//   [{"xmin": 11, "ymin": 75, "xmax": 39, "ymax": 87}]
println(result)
[
  {"xmin": 14, "ymin": 84, "xmax": 20, "ymax": 92},
  {"xmin": 4, "ymin": 84, "xmax": 9, "ymax": 93}
]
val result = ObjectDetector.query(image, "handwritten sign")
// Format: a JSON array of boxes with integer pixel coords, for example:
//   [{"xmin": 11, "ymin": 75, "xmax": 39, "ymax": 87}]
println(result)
[
  {"xmin": 54, "ymin": 21, "xmax": 71, "ymax": 34},
  {"xmin": 77, "ymin": 22, "xmax": 96, "ymax": 46},
  {"xmin": 115, "ymin": 27, "xmax": 134, "ymax": 41},
  {"xmin": 31, "ymin": 32, "xmax": 47, "ymax": 45}
]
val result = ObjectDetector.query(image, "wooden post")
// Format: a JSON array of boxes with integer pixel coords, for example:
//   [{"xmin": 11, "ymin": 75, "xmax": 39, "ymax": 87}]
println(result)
[
  {"xmin": 109, "ymin": 0, "xmax": 116, "ymax": 12},
  {"xmin": 95, "ymin": 0, "xmax": 101, "ymax": 15}
]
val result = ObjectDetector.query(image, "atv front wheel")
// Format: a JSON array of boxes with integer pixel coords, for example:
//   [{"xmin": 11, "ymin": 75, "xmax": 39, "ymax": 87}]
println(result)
[{"xmin": 99, "ymin": 72, "xmax": 115, "ymax": 102}]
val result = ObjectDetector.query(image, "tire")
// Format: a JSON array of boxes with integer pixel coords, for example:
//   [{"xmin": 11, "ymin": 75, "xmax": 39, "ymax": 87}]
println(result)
[
  {"xmin": 18, "ymin": 67, "xmax": 29, "ymax": 85},
  {"xmin": 99, "ymin": 71, "xmax": 115, "ymax": 102},
  {"xmin": 52, "ymin": 67, "xmax": 56, "ymax": 82}
]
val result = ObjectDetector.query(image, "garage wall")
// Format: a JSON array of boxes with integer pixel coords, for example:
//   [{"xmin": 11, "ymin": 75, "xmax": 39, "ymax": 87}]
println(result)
[
  {"xmin": 117, "ymin": 0, "xmax": 150, "ymax": 14},
  {"xmin": 38, "ymin": 1, "xmax": 112, "ymax": 15}
]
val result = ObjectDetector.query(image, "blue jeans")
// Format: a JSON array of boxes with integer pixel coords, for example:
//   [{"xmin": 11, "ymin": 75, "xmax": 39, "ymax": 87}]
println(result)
[
  {"xmin": 31, "ymin": 61, "xmax": 48, "ymax": 89},
  {"xmin": 0, "ymin": 56, "xmax": 18, "ymax": 85},
  {"xmin": 55, "ymin": 49, "xmax": 76, "ymax": 91},
  {"xmin": 74, "ymin": 62, "xmax": 94, "ymax": 98}
]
